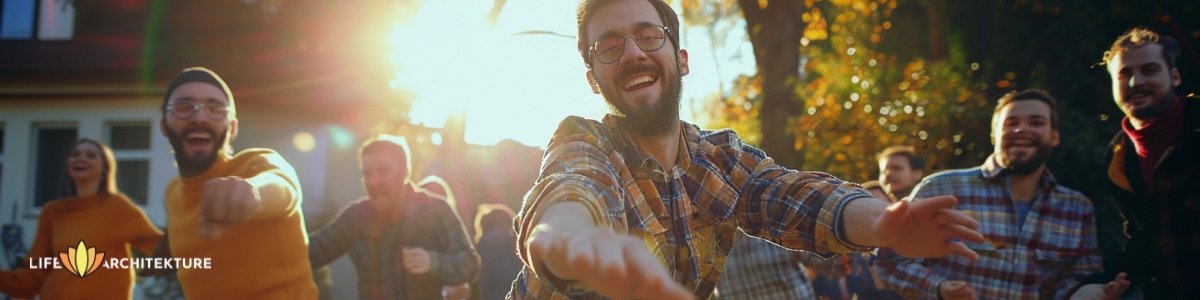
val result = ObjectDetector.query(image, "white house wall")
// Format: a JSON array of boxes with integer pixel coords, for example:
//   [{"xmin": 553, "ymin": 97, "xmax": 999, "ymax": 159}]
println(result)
[{"xmin": 0, "ymin": 96, "xmax": 174, "ymax": 245}]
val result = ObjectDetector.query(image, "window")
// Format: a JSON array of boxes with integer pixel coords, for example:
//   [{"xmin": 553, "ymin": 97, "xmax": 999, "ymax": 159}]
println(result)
[
  {"xmin": 0, "ymin": 125, "xmax": 5, "ymax": 199},
  {"xmin": 109, "ymin": 122, "xmax": 150, "ymax": 205},
  {"xmin": 32, "ymin": 124, "xmax": 76, "ymax": 208},
  {"xmin": 0, "ymin": 0, "xmax": 74, "ymax": 40}
]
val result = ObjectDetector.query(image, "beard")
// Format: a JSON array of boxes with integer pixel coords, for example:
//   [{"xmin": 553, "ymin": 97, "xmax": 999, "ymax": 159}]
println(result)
[
  {"xmin": 165, "ymin": 123, "xmax": 227, "ymax": 175},
  {"xmin": 998, "ymin": 136, "xmax": 1053, "ymax": 175},
  {"xmin": 597, "ymin": 62, "xmax": 683, "ymax": 136},
  {"xmin": 1127, "ymin": 89, "xmax": 1175, "ymax": 119}
]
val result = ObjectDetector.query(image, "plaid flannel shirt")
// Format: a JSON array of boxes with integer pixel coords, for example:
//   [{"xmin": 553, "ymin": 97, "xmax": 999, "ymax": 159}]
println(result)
[
  {"xmin": 509, "ymin": 115, "xmax": 873, "ymax": 299},
  {"xmin": 878, "ymin": 155, "xmax": 1102, "ymax": 299},
  {"xmin": 309, "ymin": 190, "xmax": 479, "ymax": 300},
  {"xmin": 715, "ymin": 233, "xmax": 815, "ymax": 299}
]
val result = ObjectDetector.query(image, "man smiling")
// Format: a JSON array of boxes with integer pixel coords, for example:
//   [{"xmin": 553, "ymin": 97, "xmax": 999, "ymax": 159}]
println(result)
[
  {"xmin": 156, "ymin": 67, "xmax": 316, "ymax": 299},
  {"xmin": 508, "ymin": 1, "xmax": 986, "ymax": 299}
]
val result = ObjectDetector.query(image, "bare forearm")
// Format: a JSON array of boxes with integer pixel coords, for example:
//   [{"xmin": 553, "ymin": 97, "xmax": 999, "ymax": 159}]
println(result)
[
  {"xmin": 841, "ymin": 197, "xmax": 890, "ymax": 247},
  {"xmin": 525, "ymin": 201, "xmax": 597, "ymax": 279}
]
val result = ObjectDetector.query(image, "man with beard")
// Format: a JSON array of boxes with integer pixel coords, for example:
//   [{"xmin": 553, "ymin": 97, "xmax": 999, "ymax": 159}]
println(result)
[
  {"xmin": 155, "ymin": 67, "xmax": 317, "ymax": 299},
  {"xmin": 1085, "ymin": 27, "xmax": 1200, "ymax": 299},
  {"xmin": 508, "ymin": 1, "xmax": 986, "ymax": 299},
  {"xmin": 308, "ymin": 136, "xmax": 479, "ymax": 300},
  {"xmin": 877, "ymin": 89, "xmax": 1123, "ymax": 299}
]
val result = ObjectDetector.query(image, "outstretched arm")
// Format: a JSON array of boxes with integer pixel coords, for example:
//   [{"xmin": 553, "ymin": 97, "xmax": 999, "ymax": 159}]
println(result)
[{"xmin": 525, "ymin": 201, "xmax": 693, "ymax": 300}]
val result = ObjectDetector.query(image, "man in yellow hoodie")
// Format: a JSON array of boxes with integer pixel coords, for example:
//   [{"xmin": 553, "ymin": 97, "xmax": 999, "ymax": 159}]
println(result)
[{"xmin": 155, "ymin": 67, "xmax": 317, "ymax": 299}]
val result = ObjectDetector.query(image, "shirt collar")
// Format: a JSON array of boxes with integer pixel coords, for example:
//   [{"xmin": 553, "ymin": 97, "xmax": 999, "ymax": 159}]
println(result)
[
  {"xmin": 603, "ymin": 114, "xmax": 694, "ymax": 182},
  {"xmin": 979, "ymin": 153, "xmax": 1059, "ymax": 190}
]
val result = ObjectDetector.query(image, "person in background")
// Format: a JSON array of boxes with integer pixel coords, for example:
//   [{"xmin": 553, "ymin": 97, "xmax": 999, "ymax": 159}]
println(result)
[
  {"xmin": 1084, "ymin": 27, "xmax": 1198, "ymax": 299},
  {"xmin": 878, "ymin": 89, "xmax": 1124, "ymax": 299},
  {"xmin": 473, "ymin": 203, "xmax": 520, "ymax": 300},
  {"xmin": 309, "ymin": 135, "xmax": 478, "ymax": 300},
  {"xmin": 876, "ymin": 146, "xmax": 925, "ymax": 202},
  {"xmin": 0, "ymin": 138, "xmax": 162, "ymax": 299}
]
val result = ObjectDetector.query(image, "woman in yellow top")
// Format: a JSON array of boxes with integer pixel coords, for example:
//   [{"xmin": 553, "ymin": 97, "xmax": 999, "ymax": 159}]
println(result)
[{"xmin": 0, "ymin": 138, "xmax": 163, "ymax": 299}]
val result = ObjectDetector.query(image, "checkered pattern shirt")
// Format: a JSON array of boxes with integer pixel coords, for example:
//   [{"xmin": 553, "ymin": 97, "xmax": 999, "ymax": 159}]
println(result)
[
  {"xmin": 309, "ymin": 190, "xmax": 479, "ymax": 300},
  {"xmin": 716, "ymin": 233, "xmax": 815, "ymax": 299},
  {"xmin": 877, "ymin": 155, "xmax": 1103, "ymax": 299},
  {"xmin": 509, "ymin": 115, "xmax": 873, "ymax": 299}
]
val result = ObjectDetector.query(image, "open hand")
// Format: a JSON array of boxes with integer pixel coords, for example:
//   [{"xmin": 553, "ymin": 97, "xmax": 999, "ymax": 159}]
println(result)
[
  {"xmin": 874, "ymin": 195, "xmax": 984, "ymax": 260},
  {"xmin": 527, "ymin": 223, "xmax": 694, "ymax": 300}
]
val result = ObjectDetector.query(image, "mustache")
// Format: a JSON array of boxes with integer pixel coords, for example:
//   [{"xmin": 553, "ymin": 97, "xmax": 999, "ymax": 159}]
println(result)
[
  {"xmin": 1002, "ymin": 132, "xmax": 1043, "ymax": 144},
  {"xmin": 179, "ymin": 124, "xmax": 217, "ymax": 138},
  {"xmin": 1124, "ymin": 85, "xmax": 1154, "ymax": 97}
]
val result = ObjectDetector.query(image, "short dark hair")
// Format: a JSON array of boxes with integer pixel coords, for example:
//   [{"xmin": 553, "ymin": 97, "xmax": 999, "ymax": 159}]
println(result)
[
  {"xmin": 993, "ymin": 89, "xmax": 1059, "ymax": 129},
  {"xmin": 577, "ymin": 0, "xmax": 681, "ymax": 69},
  {"xmin": 358, "ymin": 134, "xmax": 413, "ymax": 182},
  {"xmin": 1102, "ymin": 27, "xmax": 1181, "ymax": 71},
  {"xmin": 474, "ymin": 203, "xmax": 516, "ymax": 243},
  {"xmin": 876, "ymin": 146, "xmax": 924, "ymax": 170}
]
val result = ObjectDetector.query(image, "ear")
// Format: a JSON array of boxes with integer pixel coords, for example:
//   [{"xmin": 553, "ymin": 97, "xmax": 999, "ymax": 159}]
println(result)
[
  {"xmin": 1051, "ymin": 128, "xmax": 1060, "ymax": 148},
  {"xmin": 159, "ymin": 119, "xmax": 169, "ymax": 137},
  {"xmin": 586, "ymin": 70, "xmax": 600, "ymax": 94},
  {"xmin": 228, "ymin": 117, "xmax": 239, "ymax": 141},
  {"xmin": 677, "ymin": 48, "xmax": 690, "ymax": 76},
  {"xmin": 1172, "ymin": 67, "xmax": 1182, "ymax": 88}
]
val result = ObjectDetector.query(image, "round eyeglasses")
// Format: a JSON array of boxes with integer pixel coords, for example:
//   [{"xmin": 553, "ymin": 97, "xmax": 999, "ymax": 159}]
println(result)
[{"xmin": 589, "ymin": 25, "xmax": 670, "ymax": 66}]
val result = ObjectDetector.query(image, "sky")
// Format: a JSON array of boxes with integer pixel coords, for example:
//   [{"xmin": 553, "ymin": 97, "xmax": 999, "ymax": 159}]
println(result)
[{"xmin": 394, "ymin": 0, "xmax": 757, "ymax": 147}]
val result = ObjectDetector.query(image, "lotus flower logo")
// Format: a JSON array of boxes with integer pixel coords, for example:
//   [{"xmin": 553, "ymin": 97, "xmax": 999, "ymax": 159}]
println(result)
[{"xmin": 59, "ymin": 240, "xmax": 105, "ymax": 278}]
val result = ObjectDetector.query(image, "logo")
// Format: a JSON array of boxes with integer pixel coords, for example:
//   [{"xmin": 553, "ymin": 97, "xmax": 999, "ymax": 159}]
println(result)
[
  {"xmin": 29, "ymin": 239, "xmax": 211, "ymax": 276},
  {"xmin": 59, "ymin": 240, "xmax": 104, "ymax": 278}
]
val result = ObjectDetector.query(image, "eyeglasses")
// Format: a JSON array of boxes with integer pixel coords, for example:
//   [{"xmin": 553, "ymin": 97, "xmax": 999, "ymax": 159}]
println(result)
[
  {"xmin": 167, "ymin": 101, "xmax": 229, "ymax": 120},
  {"xmin": 589, "ymin": 25, "xmax": 670, "ymax": 66}
]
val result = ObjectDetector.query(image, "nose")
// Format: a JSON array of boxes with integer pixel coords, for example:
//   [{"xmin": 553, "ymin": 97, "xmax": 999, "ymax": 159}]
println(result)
[
  {"xmin": 619, "ymin": 36, "xmax": 649, "ymax": 64},
  {"xmin": 1127, "ymin": 72, "xmax": 1145, "ymax": 88}
]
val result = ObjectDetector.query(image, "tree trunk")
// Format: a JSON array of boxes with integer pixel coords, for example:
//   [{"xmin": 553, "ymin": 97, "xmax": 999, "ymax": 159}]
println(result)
[
  {"xmin": 738, "ymin": 0, "xmax": 807, "ymax": 169},
  {"xmin": 923, "ymin": 0, "xmax": 947, "ymax": 61}
]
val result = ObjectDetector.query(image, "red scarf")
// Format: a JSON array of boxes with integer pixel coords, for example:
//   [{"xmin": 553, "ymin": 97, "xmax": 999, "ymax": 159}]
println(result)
[{"xmin": 1121, "ymin": 95, "xmax": 1186, "ymax": 192}]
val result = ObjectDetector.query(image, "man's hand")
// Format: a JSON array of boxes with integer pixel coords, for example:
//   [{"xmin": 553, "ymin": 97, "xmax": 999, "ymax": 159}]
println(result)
[
  {"xmin": 200, "ymin": 176, "xmax": 261, "ymax": 238},
  {"xmin": 939, "ymin": 280, "xmax": 977, "ymax": 300},
  {"xmin": 872, "ymin": 195, "xmax": 984, "ymax": 260},
  {"xmin": 527, "ymin": 203, "xmax": 694, "ymax": 300},
  {"xmin": 1070, "ymin": 273, "xmax": 1129, "ymax": 300},
  {"xmin": 442, "ymin": 283, "xmax": 470, "ymax": 300},
  {"xmin": 402, "ymin": 247, "xmax": 432, "ymax": 274}
]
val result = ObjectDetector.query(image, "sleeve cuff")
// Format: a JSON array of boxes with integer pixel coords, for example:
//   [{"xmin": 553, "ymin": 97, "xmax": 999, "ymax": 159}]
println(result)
[{"xmin": 817, "ymin": 186, "xmax": 876, "ymax": 254}]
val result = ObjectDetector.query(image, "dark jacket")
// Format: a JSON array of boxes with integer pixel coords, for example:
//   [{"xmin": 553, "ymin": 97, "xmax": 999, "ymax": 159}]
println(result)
[{"xmin": 1094, "ymin": 95, "xmax": 1200, "ymax": 299}]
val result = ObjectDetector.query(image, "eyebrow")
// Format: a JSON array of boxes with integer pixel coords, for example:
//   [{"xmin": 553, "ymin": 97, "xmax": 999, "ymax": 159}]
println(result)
[
  {"xmin": 596, "ymin": 21, "xmax": 661, "ymax": 40},
  {"xmin": 171, "ymin": 97, "xmax": 227, "ymax": 105}
]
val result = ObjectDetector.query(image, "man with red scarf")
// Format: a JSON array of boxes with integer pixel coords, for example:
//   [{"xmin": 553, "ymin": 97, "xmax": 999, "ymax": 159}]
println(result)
[{"xmin": 1089, "ymin": 27, "xmax": 1200, "ymax": 299}]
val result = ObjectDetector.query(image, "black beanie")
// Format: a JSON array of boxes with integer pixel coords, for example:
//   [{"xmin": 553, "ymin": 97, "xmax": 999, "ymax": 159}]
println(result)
[{"xmin": 162, "ymin": 67, "xmax": 235, "ymax": 116}]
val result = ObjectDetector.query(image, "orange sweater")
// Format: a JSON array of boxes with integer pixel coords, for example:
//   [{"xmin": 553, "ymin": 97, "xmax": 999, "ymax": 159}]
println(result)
[
  {"xmin": 165, "ymin": 148, "xmax": 316, "ymax": 299},
  {"xmin": 0, "ymin": 193, "xmax": 162, "ymax": 299}
]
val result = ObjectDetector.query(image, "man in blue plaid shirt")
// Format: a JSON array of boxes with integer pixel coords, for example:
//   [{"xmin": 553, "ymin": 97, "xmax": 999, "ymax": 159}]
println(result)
[{"xmin": 878, "ymin": 89, "xmax": 1127, "ymax": 299}]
